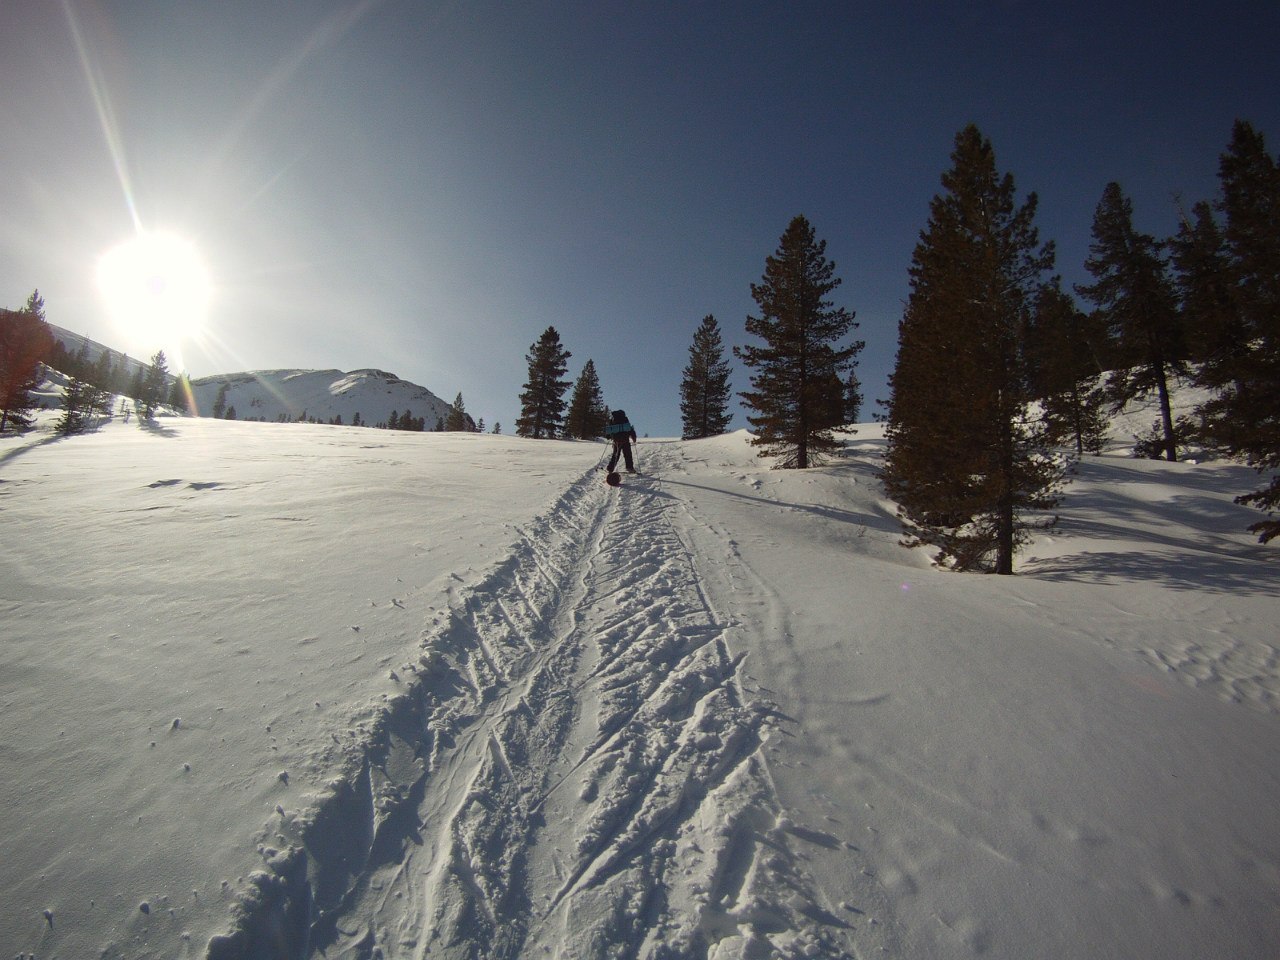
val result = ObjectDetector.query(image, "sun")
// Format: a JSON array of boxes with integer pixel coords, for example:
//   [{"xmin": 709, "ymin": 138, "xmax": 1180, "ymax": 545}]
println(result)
[{"xmin": 96, "ymin": 231, "xmax": 212, "ymax": 350}]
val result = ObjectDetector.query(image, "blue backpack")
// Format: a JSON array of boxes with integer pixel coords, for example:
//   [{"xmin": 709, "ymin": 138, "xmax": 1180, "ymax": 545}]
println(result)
[{"xmin": 605, "ymin": 410, "xmax": 633, "ymax": 437}]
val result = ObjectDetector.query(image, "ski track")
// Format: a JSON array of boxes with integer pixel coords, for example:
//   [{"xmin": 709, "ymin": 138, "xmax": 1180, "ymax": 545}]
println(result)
[{"xmin": 210, "ymin": 449, "xmax": 860, "ymax": 959}]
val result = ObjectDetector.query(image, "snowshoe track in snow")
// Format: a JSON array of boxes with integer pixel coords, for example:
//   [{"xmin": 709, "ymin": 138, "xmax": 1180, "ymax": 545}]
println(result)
[{"xmin": 220, "ymin": 454, "xmax": 856, "ymax": 958}]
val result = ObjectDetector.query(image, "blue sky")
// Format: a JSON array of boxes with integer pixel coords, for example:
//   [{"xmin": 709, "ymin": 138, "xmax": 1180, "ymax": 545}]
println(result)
[{"xmin": 3, "ymin": 1, "xmax": 1277, "ymax": 437}]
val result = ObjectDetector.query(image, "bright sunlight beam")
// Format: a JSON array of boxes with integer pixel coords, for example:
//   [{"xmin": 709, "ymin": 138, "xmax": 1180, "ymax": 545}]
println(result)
[{"xmin": 96, "ymin": 231, "xmax": 212, "ymax": 351}]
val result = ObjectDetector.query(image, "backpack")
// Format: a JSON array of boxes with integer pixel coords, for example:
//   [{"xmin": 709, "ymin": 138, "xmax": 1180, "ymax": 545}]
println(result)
[{"xmin": 605, "ymin": 409, "xmax": 633, "ymax": 437}]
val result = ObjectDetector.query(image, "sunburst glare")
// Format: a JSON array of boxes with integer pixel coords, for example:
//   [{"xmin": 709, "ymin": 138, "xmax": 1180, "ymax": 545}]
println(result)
[{"xmin": 96, "ymin": 231, "xmax": 212, "ymax": 363}]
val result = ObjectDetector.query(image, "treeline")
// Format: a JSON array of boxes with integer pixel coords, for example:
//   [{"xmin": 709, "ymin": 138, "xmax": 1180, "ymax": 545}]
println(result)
[
  {"xmin": 0, "ymin": 291, "xmax": 176, "ymax": 433},
  {"xmin": 882, "ymin": 120, "xmax": 1279, "ymax": 572},
  {"xmin": 206, "ymin": 384, "xmax": 488, "ymax": 433},
  {"xmin": 512, "ymin": 121, "xmax": 1277, "ymax": 572}
]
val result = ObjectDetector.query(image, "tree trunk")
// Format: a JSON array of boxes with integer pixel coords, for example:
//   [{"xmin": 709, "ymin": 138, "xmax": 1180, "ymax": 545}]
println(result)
[{"xmin": 1154, "ymin": 361, "xmax": 1177, "ymax": 462}]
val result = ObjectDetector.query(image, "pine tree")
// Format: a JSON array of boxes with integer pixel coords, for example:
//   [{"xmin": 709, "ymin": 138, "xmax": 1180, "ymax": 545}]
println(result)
[
  {"xmin": 1182, "ymin": 121, "xmax": 1280, "ymax": 541},
  {"xmin": 0, "ymin": 300, "xmax": 54, "ymax": 433},
  {"xmin": 212, "ymin": 383, "xmax": 229, "ymax": 419},
  {"xmin": 1173, "ymin": 200, "xmax": 1243, "ymax": 375},
  {"xmin": 445, "ymin": 393, "xmax": 469, "ymax": 431},
  {"xmin": 492, "ymin": 422, "xmax": 502, "ymax": 435},
  {"xmin": 1029, "ymin": 284, "xmax": 1109, "ymax": 456},
  {"xmin": 139, "ymin": 350, "xmax": 169, "ymax": 421},
  {"xmin": 843, "ymin": 367, "xmax": 863, "ymax": 425},
  {"xmin": 565, "ymin": 360, "xmax": 608, "ymax": 439},
  {"xmin": 735, "ymin": 215, "xmax": 864, "ymax": 467},
  {"xmin": 679, "ymin": 315, "xmax": 734, "ymax": 439},
  {"xmin": 1076, "ymin": 182, "xmax": 1187, "ymax": 461},
  {"xmin": 883, "ymin": 125, "xmax": 1063, "ymax": 575},
  {"xmin": 56, "ymin": 376, "xmax": 94, "ymax": 435},
  {"xmin": 168, "ymin": 373, "xmax": 194, "ymax": 414},
  {"xmin": 516, "ymin": 326, "xmax": 572, "ymax": 439}
]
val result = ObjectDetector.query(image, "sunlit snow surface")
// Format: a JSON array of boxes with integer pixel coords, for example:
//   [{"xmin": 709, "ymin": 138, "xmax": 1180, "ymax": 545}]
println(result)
[{"xmin": 2, "ymin": 391, "xmax": 1278, "ymax": 958}]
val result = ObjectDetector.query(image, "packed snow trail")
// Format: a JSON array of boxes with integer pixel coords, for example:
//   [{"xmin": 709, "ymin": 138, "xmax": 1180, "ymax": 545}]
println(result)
[{"xmin": 230, "ymin": 447, "xmax": 863, "ymax": 958}]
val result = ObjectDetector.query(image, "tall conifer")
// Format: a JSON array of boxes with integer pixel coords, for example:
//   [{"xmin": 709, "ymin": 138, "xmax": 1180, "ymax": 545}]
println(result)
[
  {"xmin": 883, "ymin": 125, "xmax": 1062, "ymax": 575},
  {"xmin": 679, "ymin": 315, "xmax": 733, "ymax": 439},
  {"xmin": 0, "ymin": 295, "xmax": 54, "ymax": 433},
  {"xmin": 516, "ymin": 327, "xmax": 572, "ymax": 439},
  {"xmin": 445, "ymin": 393, "xmax": 469, "ymax": 431},
  {"xmin": 565, "ymin": 360, "xmax": 608, "ymax": 439},
  {"xmin": 1029, "ymin": 284, "xmax": 1109, "ymax": 456},
  {"xmin": 1182, "ymin": 121, "xmax": 1280, "ymax": 540},
  {"xmin": 1076, "ymin": 182, "xmax": 1187, "ymax": 461},
  {"xmin": 139, "ymin": 350, "xmax": 169, "ymax": 421},
  {"xmin": 735, "ymin": 215, "xmax": 863, "ymax": 467}
]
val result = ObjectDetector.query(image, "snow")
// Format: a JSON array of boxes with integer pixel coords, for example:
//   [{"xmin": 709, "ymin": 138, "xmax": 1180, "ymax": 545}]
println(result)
[
  {"xmin": 2, "ymin": 395, "xmax": 1278, "ymax": 959},
  {"xmin": 186, "ymin": 368, "xmax": 456, "ymax": 426}
]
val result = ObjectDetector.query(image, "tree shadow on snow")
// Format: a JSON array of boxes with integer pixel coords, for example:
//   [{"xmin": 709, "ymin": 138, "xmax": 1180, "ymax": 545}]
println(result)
[
  {"xmin": 1025, "ymin": 503, "xmax": 1276, "ymax": 594},
  {"xmin": 1025, "ymin": 545, "xmax": 1275, "ymax": 594},
  {"xmin": 138, "ymin": 419, "xmax": 180, "ymax": 438},
  {"xmin": 0, "ymin": 432, "xmax": 66, "ymax": 468},
  {"xmin": 658, "ymin": 476, "xmax": 901, "ymax": 537}
]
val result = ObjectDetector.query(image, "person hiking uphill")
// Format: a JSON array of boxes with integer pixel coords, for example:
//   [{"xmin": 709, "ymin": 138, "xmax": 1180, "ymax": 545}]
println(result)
[{"xmin": 605, "ymin": 409, "xmax": 637, "ymax": 474}]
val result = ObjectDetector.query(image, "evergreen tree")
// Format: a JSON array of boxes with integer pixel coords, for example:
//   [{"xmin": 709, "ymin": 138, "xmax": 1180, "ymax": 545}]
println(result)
[
  {"xmin": 476, "ymin": 418, "xmax": 485, "ymax": 433},
  {"xmin": 225, "ymin": 404, "xmax": 237, "ymax": 420},
  {"xmin": 565, "ymin": 360, "xmax": 608, "ymax": 439},
  {"xmin": 445, "ymin": 392, "xmax": 469, "ymax": 431},
  {"xmin": 1076, "ymin": 182, "xmax": 1187, "ymax": 461},
  {"xmin": 212, "ymin": 383, "xmax": 229, "ymax": 419},
  {"xmin": 1182, "ymin": 121, "xmax": 1280, "ymax": 540},
  {"xmin": 842, "ymin": 366, "xmax": 863, "ymax": 425},
  {"xmin": 516, "ymin": 326, "xmax": 572, "ymax": 438},
  {"xmin": 91, "ymin": 350, "xmax": 116, "ymax": 396},
  {"xmin": 883, "ymin": 125, "xmax": 1063, "ymax": 575},
  {"xmin": 168, "ymin": 373, "xmax": 194, "ymax": 414},
  {"xmin": 1029, "ymin": 284, "xmax": 1109, "ymax": 456},
  {"xmin": 57, "ymin": 376, "xmax": 91, "ymax": 435},
  {"xmin": 679, "ymin": 315, "xmax": 734, "ymax": 439},
  {"xmin": 139, "ymin": 350, "xmax": 169, "ymax": 421},
  {"xmin": 387, "ymin": 410, "xmax": 400, "ymax": 430},
  {"xmin": 0, "ymin": 301, "xmax": 54, "ymax": 433},
  {"xmin": 492, "ymin": 421, "xmax": 502, "ymax": 435},
  {"xmin": 1173, "ymin": 200, "xmax": 1243, "ymax": 374},
  {"xmin": 55, "ymin": 375, "xmax": 109, "ymax": 435},
  {"xmin": 734, "ymin": 215, "xmax": 864, "ymax": 467}
]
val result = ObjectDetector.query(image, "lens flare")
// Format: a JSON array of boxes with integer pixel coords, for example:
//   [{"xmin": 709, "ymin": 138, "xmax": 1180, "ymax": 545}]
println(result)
[{"xmin": 96, "ymin": 232, "xmax": 212, "ymax": 351}]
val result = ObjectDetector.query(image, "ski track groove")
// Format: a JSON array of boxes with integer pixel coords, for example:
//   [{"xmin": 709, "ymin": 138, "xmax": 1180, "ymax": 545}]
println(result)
[{"xmin": 243, "ymin": 456, "xmax": 859, "ymax": 959}]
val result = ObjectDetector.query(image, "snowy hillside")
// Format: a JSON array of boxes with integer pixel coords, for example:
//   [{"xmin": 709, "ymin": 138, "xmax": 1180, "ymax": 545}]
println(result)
[
  {"xmin": 189, "ymin": 368, "xmax": 459, "ymax": 428},
  {"xmin": 47, "ymin": 323, "xmax": 154, "ymax": 386},
  {"xmin": 1, "ymin": 402, "xmax": 1277, "ymax": 959}
]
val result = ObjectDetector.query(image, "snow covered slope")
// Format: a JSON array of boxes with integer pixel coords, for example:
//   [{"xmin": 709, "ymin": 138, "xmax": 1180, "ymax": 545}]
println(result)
[
  {"xmin": 188, "ymin": 368, "xmax": 457, "ymax": 427},
  {"xmin": 1, "ymin": 410, "xmax": 1277, "ymax": 959}
]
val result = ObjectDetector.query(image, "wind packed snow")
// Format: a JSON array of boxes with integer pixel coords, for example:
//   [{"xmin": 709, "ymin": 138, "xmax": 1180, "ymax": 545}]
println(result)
[{"xmin": 2, "ymin": 394, "xmax": 1278, "ymax": 958}]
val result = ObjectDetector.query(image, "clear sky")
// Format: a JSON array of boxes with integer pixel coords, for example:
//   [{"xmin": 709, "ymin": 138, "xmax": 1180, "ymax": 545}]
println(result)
[{"xmin": 3, "ymin": 1, "xmax": 1277, "ymax": 438}]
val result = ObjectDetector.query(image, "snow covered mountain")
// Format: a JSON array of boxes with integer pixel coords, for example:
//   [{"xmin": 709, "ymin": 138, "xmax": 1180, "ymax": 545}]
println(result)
[
  {"xmin": 189, "ymin": 368, "xmax": 460, "ymax": 428},
  {"xmin": 2, "ymin": 393, "xmax": 1278, "ymax": 959}
]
